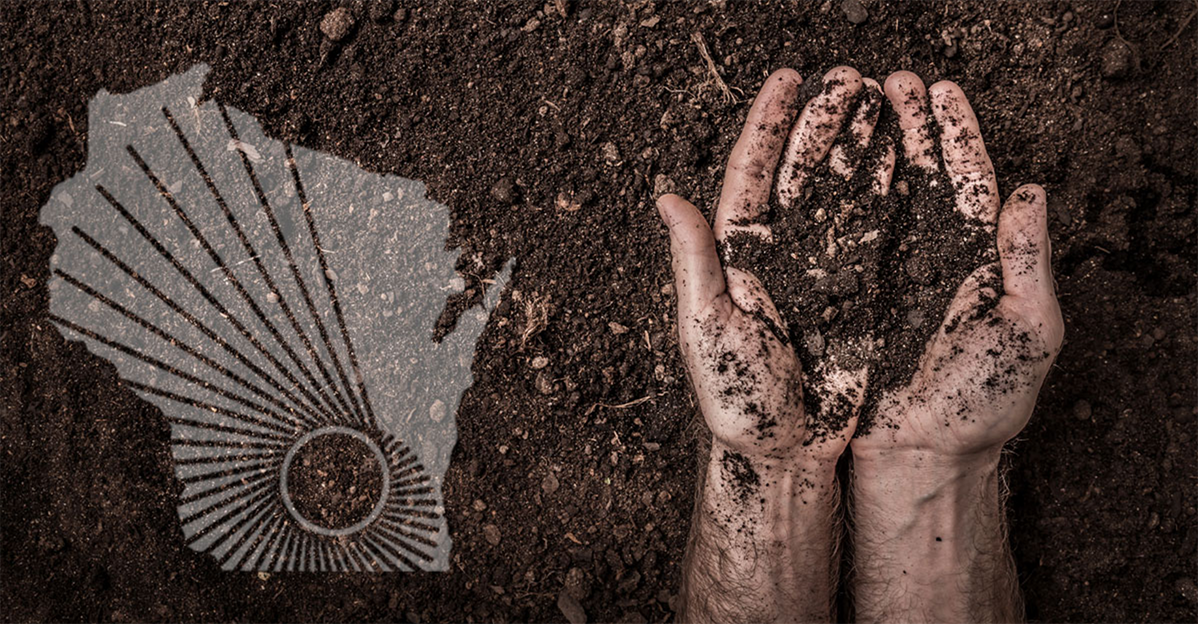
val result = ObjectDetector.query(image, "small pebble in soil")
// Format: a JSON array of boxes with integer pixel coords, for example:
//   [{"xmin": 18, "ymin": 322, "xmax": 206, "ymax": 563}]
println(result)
[
  {"xmin": 320, "ymin": 7, "xmax": 355, "ymax": 42},
  {"xmin": 805, "ymin": 331, "xmax": 826, "ymax": 357},
  {"xmin": 490, "ymin": 176, "xmax": 516, "ymax": 203},
  {"xmin": 367, "ymin": 0, "xmax": 393, "ymax": 23},
  {"xmin": 483, "ymin": 524, "xmax": 501, "ymax": 545},
  {"xmin": 653, "ymin": 173, "xmax": 676, "ymax": 197},
  {"xmin": 557, "ymin": 590, "xmax": 588, "ymax": 624},
  {"xmin": 1073, "ymin": 400, "xmax": 1093, "ymax": 421},
  {"xmin": 1176, "ymin": 577, "xmax": 1198, "ymax": 605},
  {"xmin": 541, "ymin": 472, "xmax": 560, "ymax": 495},
  {"xmin": 535, "ymin": 371, "xmax": 555, "ymax": 395},
  {"xmin": 1100, "ymin": 38, "xmax": 1134, "ymax": 79},
  {"xmin": 905, "ymin": 308, "xmax": 925, "ymax": 329},
  {"xmin": 904, "ymin": 255, "xmax": 935, "ymax": 285},
  {"xmin": 556, "ymin": 191, "xmax": 582, "ymax": 212},
  {"xmin": 601, "ymin": 142, "xmax": 620, "ymax": 163},
  {"xmin": 841, "ymin": 0, "xmax": 868, "ymax": 24},
  {"xmin": 564, "ymin": 567, "xmax": 590, "ymax": 600}
]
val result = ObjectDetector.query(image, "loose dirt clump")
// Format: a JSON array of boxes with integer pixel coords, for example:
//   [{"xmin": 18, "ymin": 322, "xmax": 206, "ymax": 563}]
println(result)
[{"xmin": 719, "ymin": 450, "xmax": 760, "ymax": 505}]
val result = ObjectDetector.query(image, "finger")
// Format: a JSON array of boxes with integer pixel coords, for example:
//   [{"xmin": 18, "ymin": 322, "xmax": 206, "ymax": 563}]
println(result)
[
  {"xmin": 883, "ymin": 71, "xmax": 938, "ymax": 172},
  {"xmin": 715, "ymin": 68, "xmax": 804, "ymax": 242},
  {"xmin": 658, "ymin": 194, "xmax": 727, "ymax": 320},
  {"xmin": 997, "ymin": 184, "xmax": 1064, "ymax": 350},
  {"xmin": 871, "ymin": 138, "xmax": 896, "ymax": 196},
  {"xmin": 829, "ymin": 78, "xmax": 884, "ymax": 178},
  {"xmin": 929, "ymin": 80, "xmax": 1000, "ymax": 223},
  {"xmin": 776, "ymin": 66, "xmax": 863, "ymax": 207}
]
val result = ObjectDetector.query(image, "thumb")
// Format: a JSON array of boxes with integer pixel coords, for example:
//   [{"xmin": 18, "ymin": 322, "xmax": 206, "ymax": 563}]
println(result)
[{"xmin": 657, "ymin": 194, "xmax": 726, "ymax": 319}]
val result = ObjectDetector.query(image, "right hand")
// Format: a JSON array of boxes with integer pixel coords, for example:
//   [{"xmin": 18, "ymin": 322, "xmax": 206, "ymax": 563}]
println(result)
[{"xmin": 659, "ymin": 66, "xmax": 889, "ymax": 470}]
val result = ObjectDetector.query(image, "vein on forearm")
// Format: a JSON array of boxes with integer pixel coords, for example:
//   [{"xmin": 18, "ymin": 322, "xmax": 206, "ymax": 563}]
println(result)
[
  {"xmin": 680, "ymin": 449, "xmax": 842, "ymax": 624},
  {"xmin": 848, "ymin": 455, "xmax": 1021, "ymax": 624}
]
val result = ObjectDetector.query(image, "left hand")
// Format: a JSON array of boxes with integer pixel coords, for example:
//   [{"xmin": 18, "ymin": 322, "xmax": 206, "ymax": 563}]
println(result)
[{"xmin": 852, "ymin": 73, "xmax": 1065, "ymax": 465}]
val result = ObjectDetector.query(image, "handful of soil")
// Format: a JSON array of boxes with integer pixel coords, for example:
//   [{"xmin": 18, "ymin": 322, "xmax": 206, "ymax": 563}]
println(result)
[{"xmin": 722, "ymin": 93, "xmax": 997, "ymax": 435}]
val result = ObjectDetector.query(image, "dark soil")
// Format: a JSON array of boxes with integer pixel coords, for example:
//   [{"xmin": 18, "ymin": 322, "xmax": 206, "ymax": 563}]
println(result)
[
  {"xmin": 723, "ymin": 86, "xmax": 996, "ymax": 433},
  {"xmin": 2, "ymin": 1, "xmax": 1195, "ymax": 622}
]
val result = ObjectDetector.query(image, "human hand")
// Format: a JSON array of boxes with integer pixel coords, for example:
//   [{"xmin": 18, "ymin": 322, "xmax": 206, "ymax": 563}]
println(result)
[
  {"xmin": 659, "ymin": 66, "xmax": 889, "ymax": 472},
  {"xmin": 848, "ymin": 72, "xmax": 1065, "ymax": 624},
  {"xmin": 663, "ymin": 66, "xmax": 888, "ymax": 623},
  {"xmin": 852, "ymin": 72, "xmax": 1065, "ymax": 469}
]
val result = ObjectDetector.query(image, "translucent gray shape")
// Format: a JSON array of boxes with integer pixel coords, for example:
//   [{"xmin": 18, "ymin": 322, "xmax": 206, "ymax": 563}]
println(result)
[{"xmin": 39, "ymin": 64, "xmax": 507, "ymax": 572}]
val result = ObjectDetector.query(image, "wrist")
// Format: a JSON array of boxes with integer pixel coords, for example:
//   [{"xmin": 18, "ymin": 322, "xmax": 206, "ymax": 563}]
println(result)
[
  {"xmin": 686, "ymin": 439, "xmax": 842, "ymax": 623},
  {"xmin": 702, "ymin": 438, "xmax": 839, "ymax": 528},
  {"xmin": 852, "ymin": 446, "xmax": 1001, "ymax": 493},
  {"xmin": 851, "ymin": 448, "xmax": 1000, "ymax": 533},
  {"xmin": 852, "ymin": 447, "xmax": 999, "ymax": 530}
]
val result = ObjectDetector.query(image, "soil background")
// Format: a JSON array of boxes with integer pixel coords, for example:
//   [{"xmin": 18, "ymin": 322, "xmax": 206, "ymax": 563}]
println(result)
[{"xmin": 2, "ymin": 1, "xmax": 1196, "ymax": 622}]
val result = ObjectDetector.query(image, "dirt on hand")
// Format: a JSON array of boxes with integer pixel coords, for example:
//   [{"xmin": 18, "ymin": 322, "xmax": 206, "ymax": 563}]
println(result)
[{"xmin": 724, "ymin": 83, "xmax": 995, "ymax": 434}]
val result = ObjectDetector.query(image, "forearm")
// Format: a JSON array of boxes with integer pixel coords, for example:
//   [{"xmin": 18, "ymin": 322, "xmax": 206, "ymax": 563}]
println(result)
[
  {"xmin": 851, "ymin": 449, "xmax": 1021, "ymax": 623},
  {"xmin": 681, "ymin": 440, "xmax": 841, "ymax": 624}
]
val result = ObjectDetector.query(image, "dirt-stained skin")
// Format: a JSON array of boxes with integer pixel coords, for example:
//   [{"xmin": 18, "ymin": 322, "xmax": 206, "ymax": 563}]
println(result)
[{"xmin": 662, "ymin": 60, "xmax": 1066, "ymax": 623}]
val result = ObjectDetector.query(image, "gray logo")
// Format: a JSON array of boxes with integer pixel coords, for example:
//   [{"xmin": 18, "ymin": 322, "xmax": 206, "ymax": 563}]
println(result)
[{"xmin": 40, "ymin": 65, "xmax": 507, "ymax": 572}]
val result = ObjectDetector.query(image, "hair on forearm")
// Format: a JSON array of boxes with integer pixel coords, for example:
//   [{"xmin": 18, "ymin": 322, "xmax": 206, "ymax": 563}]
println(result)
[
  {"xmin": 845, "ymin": 448, "xmax": 1024, "ymax": 624},
  {"xmin": 680, "ymin": 504, "xmax": 778, "ymax": 623},
  {"xmin": 679, "ymin": 446, "xmax": 844, "ymax": 623},
  {"xmin": 991, "ymin": 446, "xmax": 1025, "ymax": 622},
  {"xmin": 837, "ymin": 453, "xmax": 859, "ymax": 622},
  {"xmin": 679, "ymin": 438, "xmax": 778, "ymax": 624}
]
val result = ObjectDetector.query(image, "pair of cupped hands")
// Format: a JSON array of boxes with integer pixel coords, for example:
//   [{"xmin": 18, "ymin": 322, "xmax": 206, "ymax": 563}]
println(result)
[{"xmin": 659, "ymin": 67, "xmax": 1065, "ymax": 476}]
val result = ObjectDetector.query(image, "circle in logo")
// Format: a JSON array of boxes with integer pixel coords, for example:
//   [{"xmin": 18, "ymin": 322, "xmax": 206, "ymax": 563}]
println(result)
[{"xmin": 280, "ymin": 426, "xmax": 391, "ymax": 537}]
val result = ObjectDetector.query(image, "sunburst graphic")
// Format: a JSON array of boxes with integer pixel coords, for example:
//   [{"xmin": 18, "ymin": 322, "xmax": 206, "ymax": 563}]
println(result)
[
  {"xmin": 40, "ymin": 65, "xmax": 505, "ymax": 572},
  {"xmin": 173, "ymin": 422, "xmax": 441, "ymax": 571}
]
